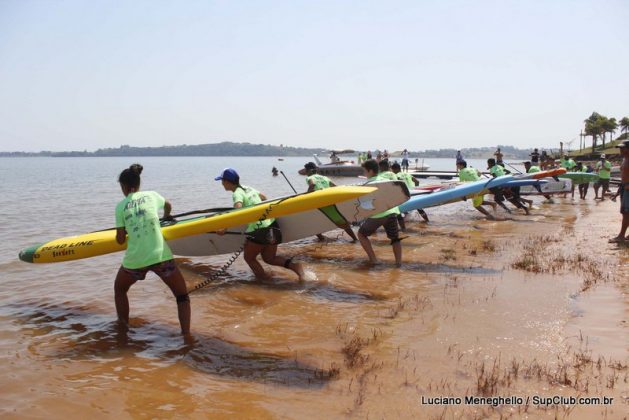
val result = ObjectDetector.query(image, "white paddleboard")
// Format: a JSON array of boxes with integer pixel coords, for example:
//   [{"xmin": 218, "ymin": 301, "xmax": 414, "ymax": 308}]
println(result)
[{"xmin": 169, "ymin": 181, "xmax": 409, "ymax": 257}]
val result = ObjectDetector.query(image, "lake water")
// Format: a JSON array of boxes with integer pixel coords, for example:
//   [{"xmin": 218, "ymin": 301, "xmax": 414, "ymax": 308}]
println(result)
[{"xmin": 6, "ymin": 156, "xmax": 624, "ymax": 418}]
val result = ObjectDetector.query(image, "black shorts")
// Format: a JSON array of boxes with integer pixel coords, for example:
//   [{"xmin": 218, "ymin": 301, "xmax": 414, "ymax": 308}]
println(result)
[
  {"xmin": 246, "ymin": 221, "xmax": 282, "ymax": 245},
  {"xmin": 508, "ymin": 186, "xmax": 521, "ymax": 200},
  {"xmin": 490, "ymin": 187, "xmax": 504, "ymax": 202},
  {"xmin": 122, "ymin": 259, "xmax": 177, "ymax": 281},
  {"xmin": 359, "ymin": 214, "xmax": 400, "ymax": 242},
  {"xmin": 594, "ymin": 179, "xmax": 610, "ymax": 190}
]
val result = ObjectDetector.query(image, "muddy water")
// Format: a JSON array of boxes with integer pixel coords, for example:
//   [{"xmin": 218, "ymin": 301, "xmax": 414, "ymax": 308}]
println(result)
[{"xmin": 1, "ymin": 157, "xmax": 627, "ymax": 418}]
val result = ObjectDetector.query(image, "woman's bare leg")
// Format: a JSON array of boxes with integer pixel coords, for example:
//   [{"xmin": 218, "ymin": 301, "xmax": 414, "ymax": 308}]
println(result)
[{"xmin": 114, "ymin": 267, "xmax": 137, "ymax": 326}]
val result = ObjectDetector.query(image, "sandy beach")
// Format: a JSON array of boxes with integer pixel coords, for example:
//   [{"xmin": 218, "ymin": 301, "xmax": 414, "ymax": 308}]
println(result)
[
  {"xmin": 177, "ymin": 193, "xmax": 629, "ymax": 419},
  {"xmin": 296, "ymin": 197, "xmax": 629, "ymax": 419}
]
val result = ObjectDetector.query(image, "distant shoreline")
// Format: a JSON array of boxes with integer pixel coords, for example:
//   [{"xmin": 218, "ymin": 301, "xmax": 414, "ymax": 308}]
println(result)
[{"xmin": 0, "ymin": 141, "xmax": 535, "ymax": 159}]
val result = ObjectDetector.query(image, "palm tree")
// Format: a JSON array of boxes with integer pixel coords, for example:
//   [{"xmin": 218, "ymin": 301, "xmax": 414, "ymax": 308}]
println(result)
[
  {"xmin": 584, "ymin": 112, "xmax": 605, "ymax": 151},
  {"xmin": 620, "ymin": 117, "xmax": 629, "ymax": 136},
  {"xmin": 601, "ymin": 117, "xmax": 618, "ymax": 149}
]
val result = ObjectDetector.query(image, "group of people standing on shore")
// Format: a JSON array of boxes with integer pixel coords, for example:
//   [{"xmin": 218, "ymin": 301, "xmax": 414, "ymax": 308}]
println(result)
[{"xmin": 357, "ymin": 149, "xmax": 412, "ymax": 172}]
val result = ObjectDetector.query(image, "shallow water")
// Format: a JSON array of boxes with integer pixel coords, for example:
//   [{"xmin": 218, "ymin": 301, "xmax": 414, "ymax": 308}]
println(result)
[{"xmin": 1, "ymin": 157, "xmax": 627, "ymax": 418}]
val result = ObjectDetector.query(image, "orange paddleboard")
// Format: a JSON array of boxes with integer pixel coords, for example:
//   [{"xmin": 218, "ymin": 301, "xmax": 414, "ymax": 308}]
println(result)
[{"xmin": 518, "ymin": 168, "xmax": 566, "ymax": 179}]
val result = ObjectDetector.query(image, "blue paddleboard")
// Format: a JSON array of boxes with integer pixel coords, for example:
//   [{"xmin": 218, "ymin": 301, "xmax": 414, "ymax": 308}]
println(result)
[
  {"xmin": 501, "ymin": 179, "xmax": 548, "ymax": 188},
  {"xmin": 399, "ymin": 175, "xmax": 514, "ymax": 212}
]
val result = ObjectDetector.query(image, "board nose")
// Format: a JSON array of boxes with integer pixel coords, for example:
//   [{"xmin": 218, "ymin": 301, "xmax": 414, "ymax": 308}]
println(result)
[{"xmin": 18, "ymin": 244, "xmax": 41, "ymax": 263}]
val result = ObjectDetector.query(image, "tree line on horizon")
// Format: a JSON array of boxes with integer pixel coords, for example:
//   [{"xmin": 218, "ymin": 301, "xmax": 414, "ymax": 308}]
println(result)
[{"xmin": 1, "ymin": 141, "xmax": 536, "ymax": 159}]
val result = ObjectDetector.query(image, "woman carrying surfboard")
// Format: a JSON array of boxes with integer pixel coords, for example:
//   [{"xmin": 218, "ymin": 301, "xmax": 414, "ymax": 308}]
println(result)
[
  {"xmin": 215, "ymin": 168, "xmax": 306, "ymax": 281},
  {"xmin": 114, "ymin": 164, "xmax": 191, "ymax": 337}
]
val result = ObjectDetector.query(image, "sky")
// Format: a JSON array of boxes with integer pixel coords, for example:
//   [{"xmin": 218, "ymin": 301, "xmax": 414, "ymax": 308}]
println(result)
[{"xmin": 0, "ymin": 0, "xmax": 627, "ymax": 153}]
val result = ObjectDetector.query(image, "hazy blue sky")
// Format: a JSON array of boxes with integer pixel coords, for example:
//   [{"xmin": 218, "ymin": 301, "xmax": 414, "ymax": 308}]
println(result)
[{"xmin": 1, "ymin": 0, "xmax": 627, "ymax": 152}]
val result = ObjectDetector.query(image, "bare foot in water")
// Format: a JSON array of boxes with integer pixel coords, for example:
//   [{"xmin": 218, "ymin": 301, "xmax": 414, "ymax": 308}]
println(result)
[{"xmin": 290, "ymin": 261, "xmax": 306, "ymax": 281}]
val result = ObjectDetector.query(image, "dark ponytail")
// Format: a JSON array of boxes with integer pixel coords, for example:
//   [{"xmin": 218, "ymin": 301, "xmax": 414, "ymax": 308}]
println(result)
[{"xmin": 118, "ymin": 163, "xmax": 143, "ymax": 189}]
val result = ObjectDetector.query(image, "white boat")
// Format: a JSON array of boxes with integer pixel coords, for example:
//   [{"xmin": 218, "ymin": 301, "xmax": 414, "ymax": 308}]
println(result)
[
  {"xmin": 298, "ymin": 154, "xmax": 364, "ymax": 177},
  {"xmin": 298, "ymin": 152, "xmax": 429, "ymax": 177}
]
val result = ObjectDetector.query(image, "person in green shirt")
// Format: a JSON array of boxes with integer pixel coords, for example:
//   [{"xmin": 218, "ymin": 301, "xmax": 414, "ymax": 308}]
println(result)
[
  {"xmin": 357, "ymin": 159, "xmax": 403, "ymax": 266},
  {"xmin": 303, "ymin": 162, "xmax": 358, "ymax": 241},
  {"xmin": 216, "ymin": 168, "xmax": 305, "ymax": 281},
  {"xmin": 391, "ymin": 162, "xmax": 429, "ymax": 223},
  {"xmin": 560, "ymin": 155, "xmax": 576, "ymax": 170},
  {"xmin": 594, "ymin": 154, "xmax": 612, "ymax": 200},
  {"xmin": 524, "ymin": 161, "xmax": 541, "ymax": 174},
  {"xmin": 486, "ymin": 158, "xmax": 530, "ymax": 214},
  {"xmin": 377, "ymin": 159, "xmax": 397, "ymax": 180},
  {"xmin": 457, "ymin": 161, "xmax": 497, "ymax": 220},
  {"xmin": 575, "ymin": 162, "xmax": 590, "ymax": 199},
  {"xmin": 562, "ymin": 156, "xmax": 577, "ymax": 198},
  {"xmin": 381, "ymin": 160, "xmax": 410, "ymax": 230},
  {"xmin": 114, "ymin": 164, "xmax": 191, "ymax": 337},
  {"xmin": 524, "ymin": 161, "xmax": 552, "ymax": 201},
  {"xmin": 486, "ymin": 158, "xmax": 515, "ymax": 213}
]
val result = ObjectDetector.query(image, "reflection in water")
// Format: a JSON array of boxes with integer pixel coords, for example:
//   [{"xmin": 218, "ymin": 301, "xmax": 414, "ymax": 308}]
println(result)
[{"xmin": 6, "ymin": 301, "xmax": 335, "ymax": 388}]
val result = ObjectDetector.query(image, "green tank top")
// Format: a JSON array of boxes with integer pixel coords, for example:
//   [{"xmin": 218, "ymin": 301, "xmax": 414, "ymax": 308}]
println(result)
[
  {"xmin": 459, "ymin": 167, "xmax": 480, "ymax": 182},
  {"xmin": 396, "ymin": 172, "xmax": 415, "ymax": 189},
  {"xmin": 233, "ymin": 185, "xmax": 274, "ymax": 232},
  {"xmin": 306, "ymin": 174, "xmax": 331, "ymax": 191},
  {"xmin": 489, "ymin": 165, "xmax": 505, "ymax": 177}
]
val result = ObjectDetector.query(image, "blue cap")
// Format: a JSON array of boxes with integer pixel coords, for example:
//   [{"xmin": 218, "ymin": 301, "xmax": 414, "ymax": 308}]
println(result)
[{"xmin": 214, "ymin": 168, "xmax": 239, "ymax": 182}]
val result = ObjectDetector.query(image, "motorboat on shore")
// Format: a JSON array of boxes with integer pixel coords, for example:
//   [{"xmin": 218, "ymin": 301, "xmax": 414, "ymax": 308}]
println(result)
[{"xmin": 298, "ymin": 154, "xmax": 364, "ymax": 177}]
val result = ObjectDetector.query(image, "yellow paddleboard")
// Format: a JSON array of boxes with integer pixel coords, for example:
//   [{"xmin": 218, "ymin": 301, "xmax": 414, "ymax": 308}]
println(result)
[{"xmin": 19, "ymin": 186, "xmax": 375, "ymax": 263}]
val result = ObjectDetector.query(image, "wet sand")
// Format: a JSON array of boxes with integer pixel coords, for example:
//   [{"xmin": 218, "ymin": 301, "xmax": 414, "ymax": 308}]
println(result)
[{"xmin": 1, "ymin": 196, "xmax": 627, "ymax": 419}]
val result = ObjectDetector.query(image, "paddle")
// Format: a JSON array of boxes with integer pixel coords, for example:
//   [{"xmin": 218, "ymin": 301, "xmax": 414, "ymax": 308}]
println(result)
[
  {"xmin": 279, "ymin": 170, "xmax": 298, "ymax": 194},
  {"xmin": 164, "ymin": 206, "xmax": 234, "ymax": 219},
  {"xmin": 505, "ymin": 162, "xmax": 523, "ymax": 175},
  {"xmin": 92, "ymin": 206, "xmax": 234, "ymax": 233}
]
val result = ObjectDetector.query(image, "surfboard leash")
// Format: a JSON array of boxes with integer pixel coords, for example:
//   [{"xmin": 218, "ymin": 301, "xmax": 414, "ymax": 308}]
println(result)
[{"xmin": 189, "ymin": 197, "xmax": 287, "ymax": 293}]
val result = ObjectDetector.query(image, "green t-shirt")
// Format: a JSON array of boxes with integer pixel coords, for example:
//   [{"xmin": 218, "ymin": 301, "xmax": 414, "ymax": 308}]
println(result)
[
  {"xmin": 489, "ymin": 165, "xmax": 505, "ymax": 177},
  {"xmin": 561, "ymin": 158, "xmax": 576, "ymax": 169},
  {"xmin": 306, "ymin": 174, "xmax": 331, "ymax": 191},
  {"xmin": 527, "ymin": 165, "xmax": 541, "ymax": 173},
  {"xmin": 459, "ymin": 167, "xmax": 480, "ymax": 182},
  {"xmin": 366, "ymin": 175, "xmax": 400, "ymax": 218},
  {"xmin": 378, "ymin": 171, "xmax": 397, "ymax": 181},
  {"xmin": 233, "ymin": 185, "xmax": 274, "ymax": 232},
  {"xmin": 396, "ymin": 172, "xmax": 415, "ymax": 189},
  {"xmin": 115, "ymin": 191, "xmax": 173, "ymax": 269},
  {"xmin": 596, "ymin": 160, "xmax": 612, "ymax": 179}
]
